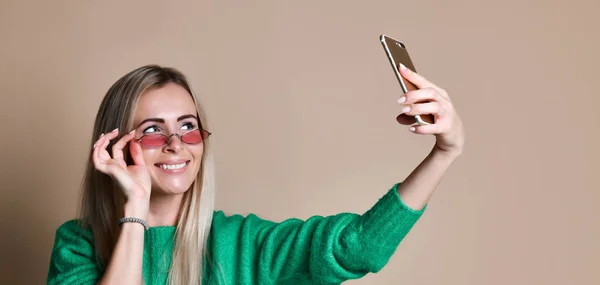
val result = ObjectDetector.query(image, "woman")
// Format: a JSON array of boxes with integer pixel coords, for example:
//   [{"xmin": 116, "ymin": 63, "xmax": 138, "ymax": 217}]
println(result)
[{"xmin": 46, "ymin": 64, "xmax": 464, "ymax": 285}]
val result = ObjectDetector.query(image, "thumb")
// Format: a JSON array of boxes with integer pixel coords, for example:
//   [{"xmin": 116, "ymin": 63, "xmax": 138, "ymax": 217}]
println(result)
[{"xmin": 130, "ymin": 141, "xmax": 146, "ymax": 168}]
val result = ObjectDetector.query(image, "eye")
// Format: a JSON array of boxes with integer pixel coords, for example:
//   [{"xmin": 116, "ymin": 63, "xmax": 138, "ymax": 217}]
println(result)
[
  {"xmin": 143, "ymin": 125, "xmax": 161, "ymax": 134},
  {"xmin": 181, "ymin": 122, "xmax": 196, "ymax": 131}
]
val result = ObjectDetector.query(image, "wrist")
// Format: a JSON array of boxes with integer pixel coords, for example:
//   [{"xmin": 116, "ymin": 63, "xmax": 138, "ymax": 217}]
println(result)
[
  {"xmin": 431, "ymin": 145, "xmax": 461, "ymax": 164},
  {"xmin": 124, "ymin": 201, "xmax": 149, "ymax": 220}
]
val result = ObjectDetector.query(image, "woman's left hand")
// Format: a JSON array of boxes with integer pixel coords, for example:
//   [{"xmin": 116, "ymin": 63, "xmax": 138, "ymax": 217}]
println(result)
[{"xmin": 395, "ymin": 64, "xmax": 465, "ymax": 156}]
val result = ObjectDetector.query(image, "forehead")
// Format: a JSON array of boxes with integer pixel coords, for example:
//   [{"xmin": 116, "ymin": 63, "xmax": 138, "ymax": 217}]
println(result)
[{"xmin": 134, "ymin": 82, "xmax": 197, "ymax": 122}]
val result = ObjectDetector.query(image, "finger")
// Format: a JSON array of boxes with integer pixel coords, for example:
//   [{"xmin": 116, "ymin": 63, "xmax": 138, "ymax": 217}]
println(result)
[
  {"xmin": 401, "ymin": 102, "xmax": 441, "ymax": 117},
  {"xmin": 93, "ymin": 133, "xmax": 105, "ymax": 148},
  {"xmin": 92, "ymin": 135, "xmax": 108, "ymax": 173},
  {"xmin": 100, "ymin": 128, "xmax": 120, "ymax": 148},
  {"xmin": 129, "ymin": 140, "xmax": 146, "ymax": 167},
  {"xmin": 409, "ymin": 123, "xmax": 440, "ymax": 135},
  {"xmin": 100, "ymin": 128, "xmax": 119, "ymax": 157},
  {"xmin": 112, "ymin": 130, "xmax": 136, "ymax": 168},
  {"xmin": 103, "ymin": 128, "xmax": 120, "ymax": 140},
  {"xmin": 398, "ymin": 87, "xmax": 441, "ymax": 105},
  {"xmin": 97, "ymin": 134, "xmax": 113, "ymax": 163}
]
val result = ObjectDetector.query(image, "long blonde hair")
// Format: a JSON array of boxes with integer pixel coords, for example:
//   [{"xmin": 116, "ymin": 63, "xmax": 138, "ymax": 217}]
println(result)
[{"xmin": 77, "ymin": 64, "xmax": 215, "ymax": 284}]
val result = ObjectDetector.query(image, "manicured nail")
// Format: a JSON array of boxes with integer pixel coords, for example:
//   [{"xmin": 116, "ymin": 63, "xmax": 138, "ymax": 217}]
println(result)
[
  {"xmin": 112, "ymin": 128, "xmax": 119, "ymax": 133},
  {"xmin": 399, "ymin": 63, "xmax": 407, "ymax": 70},
  {"xmin": 100, "ymin": 133, "xmax": 104, "ymax": 137},
  {"xmin": 409, "ymin": 126, "xmax": 416, "ymax": 132},
  {"xmin": 128, "ymin": 130, "xmax": 135, "ymax": 134},
  {"xmin": 402, "ymin": 106, "xmax": 411, "ymax": 113},
  {"xmin": 397, "ymin": 96, "xmax": 406, "ymax": 104}
]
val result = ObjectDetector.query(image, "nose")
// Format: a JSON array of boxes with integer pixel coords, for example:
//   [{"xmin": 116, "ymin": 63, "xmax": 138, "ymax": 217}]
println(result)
[{"xmin": 164, "ymin": 134, "xmax": 184, "ymax": 153}]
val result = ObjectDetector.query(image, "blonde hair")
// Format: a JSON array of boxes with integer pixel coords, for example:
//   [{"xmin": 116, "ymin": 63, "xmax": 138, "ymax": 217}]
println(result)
[{"xmin": 77, "ymin": 64, "xmax": 215, "ymax": 284}]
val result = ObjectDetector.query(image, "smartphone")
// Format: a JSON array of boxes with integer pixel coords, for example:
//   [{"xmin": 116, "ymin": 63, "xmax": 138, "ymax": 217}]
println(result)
[{"xmin": 380, "ymin": 34, "xmax": 435, "ymax": 125}]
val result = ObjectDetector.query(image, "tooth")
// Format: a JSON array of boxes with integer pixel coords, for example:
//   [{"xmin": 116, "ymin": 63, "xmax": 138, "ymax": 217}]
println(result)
[{"xmin": 158, "ymin": 162, "xmax": 187, "ymax": 170}]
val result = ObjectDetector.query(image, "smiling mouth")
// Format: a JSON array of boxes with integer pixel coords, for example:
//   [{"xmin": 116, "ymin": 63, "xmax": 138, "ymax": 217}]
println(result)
[{"xmin": 155, "ymin": 161, "xmax": 190, "ymax": 170}]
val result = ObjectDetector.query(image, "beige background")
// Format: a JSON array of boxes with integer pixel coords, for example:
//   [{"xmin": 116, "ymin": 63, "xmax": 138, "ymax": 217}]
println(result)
[{"xmin": 1, "ymin": 0, "xmax": 598, "ymax": 284}]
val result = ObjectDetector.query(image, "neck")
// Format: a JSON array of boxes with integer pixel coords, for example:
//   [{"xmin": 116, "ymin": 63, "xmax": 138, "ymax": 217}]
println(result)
[{"xmin": 147, "ymin": 192, "xmax": 185, "ymax": 227}]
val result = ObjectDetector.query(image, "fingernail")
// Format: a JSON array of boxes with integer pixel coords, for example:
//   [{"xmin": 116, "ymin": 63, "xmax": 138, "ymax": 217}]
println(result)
[
  {"xmin": 409, "ymin": 126, "xmax": 416, "ymax": 132},
  {"xmin": 399, "ymin": 63, "xmax": 407, "ymax": 70},
  {"xmin": 112, "ymin": 128, "xmax": 119, "ymax": 133},
  {"xmin": 129, "ymin": 130, "xmax": 135, "ymax": 134},
  {"xmin": 397, "ymin": 96, "xmax": 406, "ymax": 104},
  {"xmin": 100, "ymin": 133, "xmax": 104, "ymax": 137},
  {"xmin": 402, "ymin": 106, "xmax": 411, "ymax": 113}
]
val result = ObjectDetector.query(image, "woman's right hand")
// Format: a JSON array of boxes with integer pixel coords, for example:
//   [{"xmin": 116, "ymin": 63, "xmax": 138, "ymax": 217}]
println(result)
[{"xmin": 92, "ymin": 129, "xmax": 151, "ymax": 217}]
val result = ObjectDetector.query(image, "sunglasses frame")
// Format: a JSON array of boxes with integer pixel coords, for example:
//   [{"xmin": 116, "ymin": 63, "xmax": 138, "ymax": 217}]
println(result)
[{"xmin": 133, "ymin": 129, "xmax": 212, "ymax": 148}]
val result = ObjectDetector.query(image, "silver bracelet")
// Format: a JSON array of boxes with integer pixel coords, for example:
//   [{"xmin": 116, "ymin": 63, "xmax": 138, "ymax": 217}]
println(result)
[{"xmin": 117, "ymin": 217, "xmax": 149, "ymax": 231}]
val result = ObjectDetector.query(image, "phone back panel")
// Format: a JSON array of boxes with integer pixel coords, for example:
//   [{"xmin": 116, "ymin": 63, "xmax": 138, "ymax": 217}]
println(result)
[
  {"xmin": 381, "ymin": 36, "xmax": 418, "ymax": 93},
  {"xmin": 380, "ymin": 35, "xmax": 435, "ymax": 124}
]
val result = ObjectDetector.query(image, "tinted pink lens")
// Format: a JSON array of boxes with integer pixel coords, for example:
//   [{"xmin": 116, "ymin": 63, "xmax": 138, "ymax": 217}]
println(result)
[
  {"xmin": 181, "ymin": 130, "xmax": 203, "ymax": 144},
  {"xmin": 140, "ymin": 135, "xmax": 167, "ymax": 147}
]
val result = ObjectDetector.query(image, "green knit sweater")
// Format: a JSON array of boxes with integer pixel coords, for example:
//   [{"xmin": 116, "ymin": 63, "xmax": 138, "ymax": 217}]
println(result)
[{"xmin": 47, "ymin": 183, "xmax": 426, "ymax": 284}]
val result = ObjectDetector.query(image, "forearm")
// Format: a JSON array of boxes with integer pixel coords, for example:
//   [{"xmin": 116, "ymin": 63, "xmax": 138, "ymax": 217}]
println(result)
[
  {"xmin": 396, "ymin": 146, "xmax": 460, "ymax": 210},
  {"xmin": 96, "ymin": 204, "xmax": 147, "ymax": 285}
]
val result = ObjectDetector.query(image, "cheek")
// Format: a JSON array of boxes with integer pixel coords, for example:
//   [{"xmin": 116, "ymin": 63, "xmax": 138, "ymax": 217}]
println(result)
[
  {"xmin": 141, "ymin": 149, "xmax": 158, "ymax": 167},
  {"xmin": 190, "ymin": 144, "xmax": 204, "ymax": 158},
  {"xmin": 189, "ymin": 145, "xmax": 204, "ymax": 172}
]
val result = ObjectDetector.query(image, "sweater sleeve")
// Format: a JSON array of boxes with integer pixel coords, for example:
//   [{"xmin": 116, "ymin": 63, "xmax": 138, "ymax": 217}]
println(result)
[
  {"xmin": 210, "ymin": 182, "xmax": 427, "ymax": 284},
  {"xmin": 46, "ymin": 220, "xmax": 101, "ymax": 285}
]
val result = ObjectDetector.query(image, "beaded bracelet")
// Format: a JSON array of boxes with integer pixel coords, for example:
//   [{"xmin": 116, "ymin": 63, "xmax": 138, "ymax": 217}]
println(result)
[{"xmin": 117, "ymin": 217, "xmax": 149, "ymax": 231}]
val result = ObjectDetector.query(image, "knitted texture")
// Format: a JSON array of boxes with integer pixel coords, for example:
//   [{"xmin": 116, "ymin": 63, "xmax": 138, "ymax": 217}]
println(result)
[{"xmin": 47, "ymin": 183, "xmax": 426, "ymax": 284}]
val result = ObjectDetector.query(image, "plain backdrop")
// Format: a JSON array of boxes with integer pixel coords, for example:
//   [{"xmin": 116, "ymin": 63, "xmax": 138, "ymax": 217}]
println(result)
[{"xmin": 1, "ymin": 1, "xmax": 598, "ymax": 284}]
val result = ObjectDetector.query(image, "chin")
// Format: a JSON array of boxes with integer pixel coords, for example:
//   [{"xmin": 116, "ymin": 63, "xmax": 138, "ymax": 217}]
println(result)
[{"xmin": 151, "ymin": 181, "xmax": 194, "ymax": 196}]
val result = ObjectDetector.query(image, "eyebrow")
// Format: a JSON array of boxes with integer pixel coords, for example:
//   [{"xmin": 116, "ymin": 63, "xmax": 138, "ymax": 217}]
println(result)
[{"xmin": 136, "ymin": 114, "xmax": 199, "ymax": 128}]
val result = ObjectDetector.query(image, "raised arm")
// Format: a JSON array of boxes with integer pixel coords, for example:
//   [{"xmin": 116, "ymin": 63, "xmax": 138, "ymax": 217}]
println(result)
[
  {"xmin": 394, "ymin": 62, "xmax": 465, "ymax": 210},
  {"xmin": 207, "ymin": 63, "xmax": 464, "ymax": 284},
  {"xmin": 208, "ymin": 183, "xmax": 425, "ymax": 284}
]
